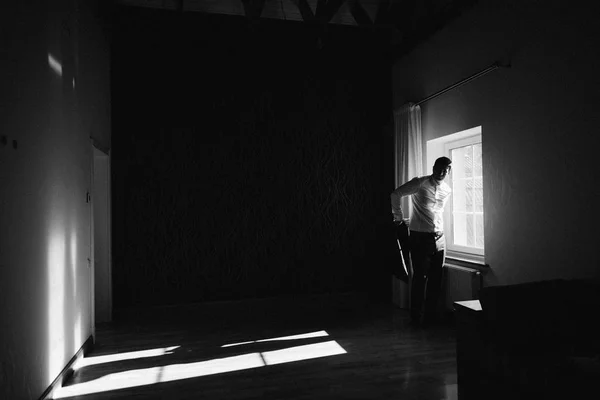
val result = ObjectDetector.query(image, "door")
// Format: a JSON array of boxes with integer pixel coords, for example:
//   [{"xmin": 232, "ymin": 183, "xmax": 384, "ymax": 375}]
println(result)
[{"xmin": 93, "ymin": 145, "xmax": 112, "ymax": 323}]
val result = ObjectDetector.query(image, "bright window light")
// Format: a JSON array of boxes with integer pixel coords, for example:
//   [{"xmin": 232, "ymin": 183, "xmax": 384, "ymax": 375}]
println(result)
[
  {"xmin": 427, "ymin": 125, "xmax": 485, "ymax": 262},
  {"xmin": 444, "ymin": 131, "xmax": 484, "ymax": 257},
  {"xmin": 450, "ymin": 142, "xmax": 484, "ymax": 249},
  {"xmin": 222, "ymin": 330, "xmax": 329, "ymax": 348}
]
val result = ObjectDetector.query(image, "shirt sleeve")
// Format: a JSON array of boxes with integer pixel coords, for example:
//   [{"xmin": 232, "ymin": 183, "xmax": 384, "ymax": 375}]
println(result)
[{"xmin": 390, "ymin": 177, "xmax": 421, "ymax": 221}]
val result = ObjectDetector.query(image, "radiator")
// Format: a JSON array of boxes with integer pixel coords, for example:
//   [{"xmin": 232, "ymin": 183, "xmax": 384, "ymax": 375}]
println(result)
[{"xmin": 442, "ymin": 263, "xmax": 482, "ymax": 312}]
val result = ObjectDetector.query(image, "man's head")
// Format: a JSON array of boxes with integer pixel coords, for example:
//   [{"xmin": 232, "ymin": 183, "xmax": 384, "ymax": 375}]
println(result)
[{"xmin": 432, "ymin": 156, "xmax": 452, "ymax": 182}]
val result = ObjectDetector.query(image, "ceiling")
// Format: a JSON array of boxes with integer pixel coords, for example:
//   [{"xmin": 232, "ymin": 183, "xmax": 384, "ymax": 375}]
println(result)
[{"xmin": 114, "ymin": 0, "xmax": 477, "ymax": 58}]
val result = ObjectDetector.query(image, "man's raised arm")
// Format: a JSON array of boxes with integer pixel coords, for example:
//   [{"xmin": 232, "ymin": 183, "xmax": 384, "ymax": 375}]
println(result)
[{"xmin": 390, "ymin": 178, "xmax": 421, "ymax": 223}]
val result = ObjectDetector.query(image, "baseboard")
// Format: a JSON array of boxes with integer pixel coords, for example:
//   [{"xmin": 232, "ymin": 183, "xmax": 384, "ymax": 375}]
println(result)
[{"xmin": 39, "ymin": 335, "xmax": 94, "ymax": 400}]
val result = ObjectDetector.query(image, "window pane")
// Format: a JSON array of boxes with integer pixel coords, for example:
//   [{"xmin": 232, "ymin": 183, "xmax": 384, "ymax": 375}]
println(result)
[
  {"xmin": 446, "ymin": 134, "xmax": 485, "ymax": 253},
  {"xmin": 473, "ymin": 143, "xmax": 482, "ymax": 177},
  {"xmin": 453, "ymin": 212, "xmax": 468, "ymax": 246},
  {"xmin": 466, "ymin": 213, "xmax": 474, "ymax": 247},
  {"xmin": 474, "ymin": 177, "xmax": 483, "ymax": 212},
  {"xmin": 475, "ymin": 213, "xmax": 484, "ymax": 248},
  {"xmin": 465, "ymin": 146, "xmax": 473, "ymax": 178},
  {"xmin": 450, "ymin": 146, "xmax": 472, "ymax": 178},
  {"xmin": 465, "ymin": 178, "xmax": 473, "ymax": 213},
  {"xmin": 452, "ymin": 178, "xmax": 467, "ymax": 212}
]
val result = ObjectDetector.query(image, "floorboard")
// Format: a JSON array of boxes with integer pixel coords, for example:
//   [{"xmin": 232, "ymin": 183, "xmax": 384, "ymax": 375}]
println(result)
[{"xmin": 55, "ymin": 298, "xmax": 458, "ymax": 400}]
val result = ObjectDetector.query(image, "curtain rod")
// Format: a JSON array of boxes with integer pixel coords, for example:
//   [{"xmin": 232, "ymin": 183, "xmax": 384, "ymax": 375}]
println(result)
[{"xmin": 414, "ymin": 62, "xmax": 508, "ymax": 107}]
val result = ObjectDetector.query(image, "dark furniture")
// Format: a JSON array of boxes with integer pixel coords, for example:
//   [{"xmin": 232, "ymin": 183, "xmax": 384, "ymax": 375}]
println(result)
[{"xmin": 455, "ymin": 278, "xmax": 600, "ymax": 399}]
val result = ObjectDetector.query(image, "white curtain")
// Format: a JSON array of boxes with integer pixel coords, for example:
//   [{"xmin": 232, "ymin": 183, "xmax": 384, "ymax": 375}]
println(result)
[
  {"xmin": 394, "ymin": 103, "xmax": 423, "ymax": 216},
  {"xmin": 392, "ymin": 103, "xmax": 423, "ymax": 309}
]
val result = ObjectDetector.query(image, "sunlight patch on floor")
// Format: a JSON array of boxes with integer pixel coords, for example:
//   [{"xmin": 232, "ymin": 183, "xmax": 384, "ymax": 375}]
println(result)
[
  {"xmin": 73, "ymin": 346, "xmax": 181, "ymax": 371},
  {"xmin": 54, "ymin": 340, "xmax": 346, "ymax": 398},
  {"xmin": 222, "ymin": 330, "xmax": 329, "ymax": 348},
  {"xmin": 262, "ymin": 340, "xmax": 346, "ymax": 365}
]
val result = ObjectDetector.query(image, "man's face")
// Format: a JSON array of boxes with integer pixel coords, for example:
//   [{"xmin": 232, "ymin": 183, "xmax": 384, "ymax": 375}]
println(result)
[{"xmin": 433, "ymin": 164, "xmax": 451, "ymax": 182}]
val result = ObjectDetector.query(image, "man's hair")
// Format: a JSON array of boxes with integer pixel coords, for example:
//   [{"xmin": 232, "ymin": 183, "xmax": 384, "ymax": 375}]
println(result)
[{"xmin": 434, "ymin": 156, "xmax": 452, "ymax": 169}]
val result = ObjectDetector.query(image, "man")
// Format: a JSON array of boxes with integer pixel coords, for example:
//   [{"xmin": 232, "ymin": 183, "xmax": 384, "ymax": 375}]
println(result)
[{"xmin": 391, "ymin": 157, "xmax": 452, "ymax": 326}]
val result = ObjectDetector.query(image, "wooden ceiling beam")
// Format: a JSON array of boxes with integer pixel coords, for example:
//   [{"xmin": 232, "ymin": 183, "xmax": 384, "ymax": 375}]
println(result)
[
  {"xmin": 241, "ymin": 0, "xmax": 252, "ymax": 18},
  {"xmin": 348, "ymin": 0, "xmax": 372, "ymax": 26},
  {"xmin": 315, "ymin": 0, "xmax": 328, "ymax": 19},
  {"xmin": 290, "ymin": 0, "xmax": 316, "ymax": 22},
  {"xmin": 374, "ymin": 0, "xmax": 391, "ymax": 25},
  {"xmin": 314, "ymin": 0, "xmax": 347, "ymax": 23},
  {"xmin": 241, "ymin": 0, "xmax": 266, "ymax": 20},
  {"xmin": 390, "ymin": 0, "xmax": 417, "ymax": 35}
]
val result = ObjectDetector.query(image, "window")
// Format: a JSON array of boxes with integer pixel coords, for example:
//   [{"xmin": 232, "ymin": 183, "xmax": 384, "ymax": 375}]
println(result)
[
  {"xmin": 445, "ymin": 135, "xmax": 483, "ymax": 257},
  {"xmin": 427, "ymin": 126, "xmax": 484, "ymax": 262}
]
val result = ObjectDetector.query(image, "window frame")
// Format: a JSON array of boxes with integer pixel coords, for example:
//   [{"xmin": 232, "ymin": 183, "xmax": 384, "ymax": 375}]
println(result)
[{"xmin": 443, "ymin": 134, "xmax": 484, "ymax": 260}]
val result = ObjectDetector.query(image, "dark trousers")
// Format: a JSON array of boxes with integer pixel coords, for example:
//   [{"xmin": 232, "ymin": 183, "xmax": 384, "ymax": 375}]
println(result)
[{"xmin": 409, "ymin": 230, "xmax": 446, "ymax": 322}]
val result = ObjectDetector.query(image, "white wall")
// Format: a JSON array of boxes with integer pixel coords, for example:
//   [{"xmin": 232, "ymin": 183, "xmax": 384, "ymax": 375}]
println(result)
[
  {"xmin": 393, "ymin": 0, "xmax": 600, "ymax": 286},
  {"xmin": 0, "ymin": 1, "xmax": 110, "ymax": 398}
]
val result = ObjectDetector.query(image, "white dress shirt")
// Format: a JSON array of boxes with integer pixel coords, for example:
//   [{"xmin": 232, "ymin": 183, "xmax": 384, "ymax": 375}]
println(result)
[{"xmin": 390, "ymin": 176, "xmax": 452, "ymax": 233}]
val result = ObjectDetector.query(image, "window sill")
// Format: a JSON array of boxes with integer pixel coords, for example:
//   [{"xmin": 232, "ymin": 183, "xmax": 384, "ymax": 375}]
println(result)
[{"xmin": 446, "ymin": 251, "xmax": 489, "ymax": 271}]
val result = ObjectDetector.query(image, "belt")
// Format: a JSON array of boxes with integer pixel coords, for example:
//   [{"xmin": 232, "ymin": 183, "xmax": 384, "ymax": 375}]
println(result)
[{"xmin": 411, "ymin": 230, "xmax": 444, "ymax": 238}]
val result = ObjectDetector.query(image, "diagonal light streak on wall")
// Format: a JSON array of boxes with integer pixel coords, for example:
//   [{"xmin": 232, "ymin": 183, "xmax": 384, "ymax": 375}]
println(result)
[{"xmin": 48, "ymin": 53, "xmax": 63, "ymax": 77}]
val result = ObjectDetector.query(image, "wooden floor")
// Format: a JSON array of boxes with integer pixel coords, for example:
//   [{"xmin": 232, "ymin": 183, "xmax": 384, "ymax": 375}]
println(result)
[{"xmin": 56, "ymin": 297, "xmax": 458, "ymax": 400}]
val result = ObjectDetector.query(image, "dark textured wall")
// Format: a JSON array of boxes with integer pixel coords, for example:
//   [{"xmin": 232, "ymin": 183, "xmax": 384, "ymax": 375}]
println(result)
[{"xmin": 111, "ymin": 8, "xmax": 395, "ymax": 308}]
